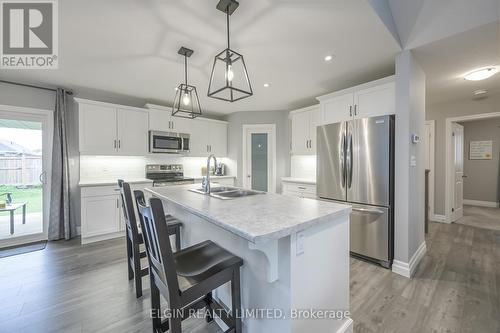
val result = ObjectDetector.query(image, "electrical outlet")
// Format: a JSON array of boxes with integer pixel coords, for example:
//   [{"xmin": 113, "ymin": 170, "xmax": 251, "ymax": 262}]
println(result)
[{"xmin": 296, "ymin": 231, "xmax": 305, "ymax": 255}]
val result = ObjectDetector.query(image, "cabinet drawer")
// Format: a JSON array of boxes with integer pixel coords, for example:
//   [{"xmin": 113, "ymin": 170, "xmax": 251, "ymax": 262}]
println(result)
[
  {"xmin": 81, "ymin": 185, "xmax": 121, "ymax": 197},
  {"xmin": 283, "ymin": 183, "xmax": 316, "ymax": 194}
]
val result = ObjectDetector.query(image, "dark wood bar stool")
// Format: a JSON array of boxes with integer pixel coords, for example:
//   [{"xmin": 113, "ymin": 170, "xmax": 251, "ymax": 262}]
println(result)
[
  {"xmin": 134, "ymin": 192, "xmax": 243, "ymax": 333},
  {"xmin": 118, "ymin": 180, "xmax": 182, "ymax": 298}
]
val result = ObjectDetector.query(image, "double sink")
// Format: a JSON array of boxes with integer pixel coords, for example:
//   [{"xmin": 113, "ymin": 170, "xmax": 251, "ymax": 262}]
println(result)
[{"xmin": 189, "ymin": 186, "xmax": 264, "ymax": 200}]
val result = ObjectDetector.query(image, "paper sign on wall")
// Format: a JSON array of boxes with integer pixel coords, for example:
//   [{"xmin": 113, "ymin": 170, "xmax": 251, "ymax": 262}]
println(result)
[{"xmin": 469, "ymin": 141, "xmax": 493, "ymax": 160}]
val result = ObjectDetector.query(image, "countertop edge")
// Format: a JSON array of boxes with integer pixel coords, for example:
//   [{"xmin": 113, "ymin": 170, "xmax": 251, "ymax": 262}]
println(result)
[
  {"xmin": 145, "ymin": 187, "xmax": 351, "ymax": 244},
  {"xmin": 79, "ymin": 179, "xmax": 153, "ymax": 187},
  {"xmin": 281, "ymin": 177, "xmax": 317, "ymax": 185}
]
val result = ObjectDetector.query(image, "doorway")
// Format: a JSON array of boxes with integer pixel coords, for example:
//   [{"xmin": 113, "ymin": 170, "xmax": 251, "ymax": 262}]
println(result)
[
  {"xmin": 0, "ymin": 105, "xmax": 53, "ymax": 248},
  {"xmin": 242, "ymin": 124, "xmax": 276, "ymax": 192}
]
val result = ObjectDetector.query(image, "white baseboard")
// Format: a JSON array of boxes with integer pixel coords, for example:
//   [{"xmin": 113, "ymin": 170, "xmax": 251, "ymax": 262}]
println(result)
[
  {"xmin": 430, "ymin": 214, "xmax": 447, "ymax": 223},
  {"xmin": 463, "ymin": 199, "xmax": 499, "ymax": 208},
  {"xmin": 392, "ymin": 242, "xmax": 427, "ymax": 278}
]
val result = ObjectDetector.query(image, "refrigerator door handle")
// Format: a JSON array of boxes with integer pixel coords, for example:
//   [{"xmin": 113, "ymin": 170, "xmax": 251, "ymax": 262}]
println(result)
[
  {"xmin": 340, "ymin": 124, "xmax": 346, "ymax": 188},
  {"xmin": 346, "ymin": 131, "xmax": 353, "ymax": 188},
  {"xmin": 352, "ymin": 207, "xmax": 385, "ymax": 215}
]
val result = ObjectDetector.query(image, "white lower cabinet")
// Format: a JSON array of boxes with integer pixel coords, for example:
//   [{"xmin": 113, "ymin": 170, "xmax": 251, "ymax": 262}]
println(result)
[
  {"xmin": 80, "ymin": 182, "xmax": 151, "ymax": 244},
  {"xmin": 282, "ymin": 181, "xmax": 317, "ymax": 199}
]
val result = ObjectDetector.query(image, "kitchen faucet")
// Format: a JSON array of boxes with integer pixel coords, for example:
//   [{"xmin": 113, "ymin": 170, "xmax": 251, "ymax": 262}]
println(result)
[{"xmin": 202, "ymin": 154, "xmax": 218, "ymax": 194}]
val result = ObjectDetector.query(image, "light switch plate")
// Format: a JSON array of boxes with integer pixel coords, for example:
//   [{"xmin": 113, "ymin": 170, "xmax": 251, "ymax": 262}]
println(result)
[{"xmin": 296, "ymin": 231, "xmax": 305, "ymax": 255}]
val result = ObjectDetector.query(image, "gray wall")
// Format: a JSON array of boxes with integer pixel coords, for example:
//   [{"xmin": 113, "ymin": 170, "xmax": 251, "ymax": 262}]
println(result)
[
  {"xmin": 224, "ymin": 111, "xmax": 290, "ymax": 193},
  {"xmin": 426, "ymin": 93, "xmax": 500, "ymax": 214},
  {"xmin": 459, "ymin": 118, "xmax": 500, "ymax": 203}
]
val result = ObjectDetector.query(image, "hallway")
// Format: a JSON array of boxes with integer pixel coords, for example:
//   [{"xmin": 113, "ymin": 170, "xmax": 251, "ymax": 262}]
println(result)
[{"xmin": 455, "ymin": 205, "xmax": 500, "ymax": 231}]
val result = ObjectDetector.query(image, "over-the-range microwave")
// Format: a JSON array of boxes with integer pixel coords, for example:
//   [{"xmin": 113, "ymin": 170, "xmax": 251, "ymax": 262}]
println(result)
[{"xmin": 149, "ymin": 130, "xmax": 190, "ymax": 154}]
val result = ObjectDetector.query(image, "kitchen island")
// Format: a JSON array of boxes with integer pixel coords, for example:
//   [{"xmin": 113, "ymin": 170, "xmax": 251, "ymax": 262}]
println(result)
[{"xmin": 146, "ymin": 185, "xmax": 352, "ymax": 333}]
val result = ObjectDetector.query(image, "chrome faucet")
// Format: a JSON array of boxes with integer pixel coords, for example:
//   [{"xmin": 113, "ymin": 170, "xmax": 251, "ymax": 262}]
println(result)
[{"xmin": 202, "ymin": 154, "xmax": 218, "ymax": 194}]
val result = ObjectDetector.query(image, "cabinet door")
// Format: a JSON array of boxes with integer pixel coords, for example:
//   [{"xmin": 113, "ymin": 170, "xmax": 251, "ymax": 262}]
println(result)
[
  {"xmin": 187, "ymin": 118, "xmax": 209, "ymax": 157},
  {"xmin": 117, "ymin": 108, "xmax": 149, "ymax": 155},
  {"xmin": 321, "ymin": 93, "xmax": 353, "ymax": 125},
  {"xmin": 308, "ymin": 107, "xmax": 321, "ymax": 154},
  {"xmin": 291, "ymin": 111, "xmax": 310, "ymax": 155},
  {"xmin": 354, "ymin": 82, "xmax": 395, "ymax": 118},
  {"xmin": 79, "ymin": 103, "xmax": 117, "ymax": 154},
  {"xmin": 148, "ymin": 108, "xmax": 170, "ymax": 131},
  {"xmin": 81, "ymin": 195, "xmax": 121, "ymax": 237},
  {"xmin": 209, "ymin": 121, "xmax": 228, "ymax": 157},
  {"xmin": 171, "ymin": 116, "xmax": 192, "ymax": 134}
]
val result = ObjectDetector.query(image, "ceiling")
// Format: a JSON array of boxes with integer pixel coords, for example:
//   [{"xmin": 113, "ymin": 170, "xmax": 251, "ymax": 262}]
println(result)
[
  {"xmin": 413, "ymin": 21, "xmax": 500, "ymax": 105},
  {"xmin": 0, "ymin": 0, "xmax": 401, "ymax": 114}
]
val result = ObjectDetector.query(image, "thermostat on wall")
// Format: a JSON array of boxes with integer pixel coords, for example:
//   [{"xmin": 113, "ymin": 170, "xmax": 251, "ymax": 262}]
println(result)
[{"xmin": 411, "ymin": 134, "xmax": 420, "ymax": 144}]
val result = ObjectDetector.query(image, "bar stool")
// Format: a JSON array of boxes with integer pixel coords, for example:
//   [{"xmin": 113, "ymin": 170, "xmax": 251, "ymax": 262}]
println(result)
[
  {"xmin": 134, "ymin": 192, "xmax": 243, "ymax": 333},
  {"xmin": 118, "ymin": 180, "xmax": 182, "ymax": 298}
]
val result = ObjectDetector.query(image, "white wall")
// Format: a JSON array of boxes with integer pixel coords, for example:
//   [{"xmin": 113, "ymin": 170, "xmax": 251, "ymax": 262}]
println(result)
[{"xmin": 393, "ymin": 50, "xmax": 426, "ymax": 274}]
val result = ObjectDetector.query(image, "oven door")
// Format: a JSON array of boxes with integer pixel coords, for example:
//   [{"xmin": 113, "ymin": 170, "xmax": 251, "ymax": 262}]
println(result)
[{"xmin": 149, "ymin": 131, "xmax": 182, "ymax": 153}]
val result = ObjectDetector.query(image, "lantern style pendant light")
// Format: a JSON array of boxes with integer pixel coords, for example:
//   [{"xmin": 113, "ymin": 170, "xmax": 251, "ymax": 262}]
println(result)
[
  {"xmin": 172, "ymin": 47, "xmax": 202, "ymax": 118},
  {"xmin": 208, "ymin": 0, "xmax": 253, "ymax": 102}
]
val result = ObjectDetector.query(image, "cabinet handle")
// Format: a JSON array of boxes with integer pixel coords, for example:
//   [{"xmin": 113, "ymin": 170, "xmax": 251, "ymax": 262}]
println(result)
[
  {"xmin": 298, "ymin": 186, "xmax": 307, "ymax": 190},
  {"xmin": 114, "ymin": 140, "xmax": 117, "ymax": 149},
  {"xmin": 118, "ymin": 140, "xmax": 121, "ymax": 149},
  {"xmin": 349, "ymin": 105, "xmax": 352, "ymax": 117},
  {"xmin": 171, "ymin": 121, "xmax": 174, "ymax": 129},
  {"xmin": 354, "ymin": 104, "xmax": 358, "ymax": 116},
  {"xmin": 116, "ymin": 198, "xmax": 119, "ymax": 208}
]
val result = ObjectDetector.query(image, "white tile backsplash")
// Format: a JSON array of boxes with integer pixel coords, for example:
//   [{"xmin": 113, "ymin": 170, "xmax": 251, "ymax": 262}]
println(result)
[
  {"xmin": 80, "ymin": 155, "xmax": 233, "ymax": 182},
  {"xmin": 290, "ymin": 155, "xmax": 316, "ymax": 180}
]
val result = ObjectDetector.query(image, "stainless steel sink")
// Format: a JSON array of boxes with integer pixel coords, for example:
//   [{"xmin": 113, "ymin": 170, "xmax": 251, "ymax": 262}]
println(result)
[{"xmin": 189, "ymin": 187, "xmax": 264, "ymax": 200}]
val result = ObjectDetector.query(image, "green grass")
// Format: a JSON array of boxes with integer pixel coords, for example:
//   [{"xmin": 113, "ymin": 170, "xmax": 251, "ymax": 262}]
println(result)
[{"xmin": 0, "ymin": 185, "xmax": 42, "ymax": 216}]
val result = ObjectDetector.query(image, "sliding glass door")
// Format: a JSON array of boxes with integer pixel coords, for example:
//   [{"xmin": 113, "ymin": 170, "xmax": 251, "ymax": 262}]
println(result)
[{"xmin": 0, "ymin": 105, "xmax": 52, "ymax": 248}]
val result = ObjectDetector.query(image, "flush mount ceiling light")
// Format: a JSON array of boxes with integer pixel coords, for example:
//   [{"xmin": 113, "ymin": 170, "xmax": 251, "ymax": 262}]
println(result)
[
  {"xmin": 172, "ymin": 47, "xmax": 202, "ymax": 119},
  {"xmin": 207, "ymin": 0, "xmax": 253, "ymax": 102},
  {"xmin": 324, "ymin": 55, "xmax": 333, "ymax": 62},
  {"xmin": 263, "ymin": 83, "xmax": 270, "ymax": 88},
  {"xmin": 464, "ymin": 66, "xmax": 498, "ymax": 81}
]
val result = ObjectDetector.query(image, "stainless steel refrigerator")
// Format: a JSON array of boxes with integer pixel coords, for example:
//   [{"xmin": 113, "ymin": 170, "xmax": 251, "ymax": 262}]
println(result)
[{"xmin": 317, "ymin": 115, "xmax": 394, "ymax": 268}]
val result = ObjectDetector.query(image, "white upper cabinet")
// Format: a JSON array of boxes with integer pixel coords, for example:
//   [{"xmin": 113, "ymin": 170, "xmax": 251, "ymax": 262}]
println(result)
[
  {"xmin": 318, "ymin": 76, "xmax": 395, "ymax": 125},
  {"xmin": 187, "ymin": 118, "xmax": 208, "ymax": 156},
  {"xmin": 147, "ymin": 106, "xmax": 192, "ymax": 134},
  {"xmin": 321, "ymin": 93, "xmax": 353, "ymax": 125},
  {"xmin": 208, "ymin": 121, "xmax": 228, "ymax": 157},
  {"xmin": 290, "ymin": 105, "xmax": 320, "ymax": 155},
  {"xmin": 77, "ymin": 99, "xmax": 148, "ymax": 155},
  {"xmin": 79, "ymin": 103, "xmax": 117, "ymax": 154},
  {"xmin": 354, "ymin": 82, "xmax": 395, "ymax": 118},
  {"xmin": 116, "ymin": 107, "xmax": 149, "ymax": 155}
]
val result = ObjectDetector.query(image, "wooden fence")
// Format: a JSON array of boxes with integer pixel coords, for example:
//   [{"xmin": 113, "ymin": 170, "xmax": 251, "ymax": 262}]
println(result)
[{"xmin": 0, "ymin": 155, "xmax": 42, "ymax": 185}]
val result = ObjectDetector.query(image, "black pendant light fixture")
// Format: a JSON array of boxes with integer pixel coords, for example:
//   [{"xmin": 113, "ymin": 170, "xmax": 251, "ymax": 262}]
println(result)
[
  {"xmin": 172, "ymin": 47, "xmax": 202, "ymax": 118},
  {"xmin": 208, "ymin": 0, "xmax": 253, "ymax": 102}
]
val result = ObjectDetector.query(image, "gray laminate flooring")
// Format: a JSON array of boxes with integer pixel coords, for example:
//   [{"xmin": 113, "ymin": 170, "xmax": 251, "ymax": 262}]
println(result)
[
  {"xmin": 456, "ymin": 205, "xmax": 500, "ymax": 231},
  {"xmin": 1, "ymin": 219, "xmax": 499, "ymax": 333}
]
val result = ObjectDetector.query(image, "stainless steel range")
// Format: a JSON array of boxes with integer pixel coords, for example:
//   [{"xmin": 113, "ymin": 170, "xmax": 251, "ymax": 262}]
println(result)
[{"xmin": 145, "ymin": 164, "xmax": 195, "ymax": 187}]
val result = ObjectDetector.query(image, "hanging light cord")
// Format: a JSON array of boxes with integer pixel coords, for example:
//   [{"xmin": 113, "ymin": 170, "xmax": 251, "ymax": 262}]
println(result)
[
  {"xmin": 226, "ymin": 7, "xmax": 230, "ymax": 50},
  {"xmin": 184, "ymin": 54, "xmax": 188, "ymax": 86}
]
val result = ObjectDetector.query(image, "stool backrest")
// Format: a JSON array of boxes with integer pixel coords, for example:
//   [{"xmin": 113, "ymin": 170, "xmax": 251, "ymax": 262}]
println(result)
[
  {"xmin": 118, "ymin": 180, "xmax": 140, "ymax": 242},
  {"xmin": 134, "ymin": 190, "xmax": 180, "ymax": 300}
]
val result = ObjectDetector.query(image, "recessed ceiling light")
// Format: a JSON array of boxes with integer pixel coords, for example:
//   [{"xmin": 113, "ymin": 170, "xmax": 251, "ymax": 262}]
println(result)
[
  {"xmin": 324, "ymin": 55, "xmax": 333, "ymax": 62},
  {"xmin": 464, "ymin": 67, "xmax": 498, "ymax": 81},
  {"xmin": 263, "ymin": 83, "xmax": 270, "ymax": 88}
]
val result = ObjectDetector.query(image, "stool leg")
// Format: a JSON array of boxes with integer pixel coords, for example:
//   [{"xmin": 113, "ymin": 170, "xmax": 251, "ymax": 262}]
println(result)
[
  {"xmin": 133, "ymin": 243, "xmax": 143, "ymax": 298},
  {"xmin": 22, "ymin": 204, "xmax": 26, "ymax": 224},
  {"xmin": 231, "ymin": 268, "xmax": 242, "ymax": 333},
  {"xmin": 126, "ymin": 235, "xmax": 134, "ymax": 280},
  {"xmin": 10, "ymin": 211, "xmax": 14, "ymax": 235},
  {"xmin": 170, "ymin": 316, "xmax": 182, "ymax": 333},
  {"xmin": 150, "ymin": 276, "xmax": 161, "ymax": 333}
]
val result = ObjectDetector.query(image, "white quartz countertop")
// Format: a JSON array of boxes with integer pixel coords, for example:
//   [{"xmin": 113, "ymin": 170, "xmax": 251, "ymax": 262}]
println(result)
[
  {"xmin": 146, "ymin": 184, "xmax": 350, "ymax": 244},
  {"xmin": 189, "ymin": 175, "xmax": 236, "ymax": 180},
  {"xmin": 281, "ymin": 177, "xmax": 317, "ymax": 185},
  {"xmin": 79, "ymin": 178, "xmax": 153, "ymax": 187}
]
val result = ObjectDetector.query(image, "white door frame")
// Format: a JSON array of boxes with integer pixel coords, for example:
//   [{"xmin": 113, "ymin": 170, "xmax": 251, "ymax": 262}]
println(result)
[
  {"xmin": 0, "ymin": 104, "xmax": 53, "ymax": 248},
  {"xmin": 445, "ymin": 111, "xmax": 500, "ymax": 223},
  {"xmin": 424, "ymin": 120, "xmax": 436, "ymax": 221},
  {"xmin": 242, "ymin": 124, "xmax": 277, "ymax": 193}
]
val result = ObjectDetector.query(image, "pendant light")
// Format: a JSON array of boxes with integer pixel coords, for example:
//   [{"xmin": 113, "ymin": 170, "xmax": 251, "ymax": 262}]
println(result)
[
  {"xmin": 208, "ymin": 0, "xmax": 253, "ymax": 102},
  {"xmin": 172, "ymin": 47, "xmax": 202, "ymax": 118}
]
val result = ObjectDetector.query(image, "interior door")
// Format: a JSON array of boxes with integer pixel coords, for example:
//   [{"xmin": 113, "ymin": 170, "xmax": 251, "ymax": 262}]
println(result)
[
  {"xmin": 451, "ymin": 123, "xmax": 464, "ymax": 221},
  {"xmin": 347, "ymin": 115, "xmax": 391, "ymax": 206},
  {"xmin": 316, "ymin": 122, "xmax": 346, "ymax": 201}
]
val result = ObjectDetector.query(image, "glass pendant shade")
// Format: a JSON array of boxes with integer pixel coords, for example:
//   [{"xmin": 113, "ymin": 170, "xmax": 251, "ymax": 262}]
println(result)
[
  {"xmin": 208, "ymin": 0, "xmax": 253, "ymax": 102},
  {"xmin": 172, "ymin": 47, "xmax": 202, "ymax": 118}
]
